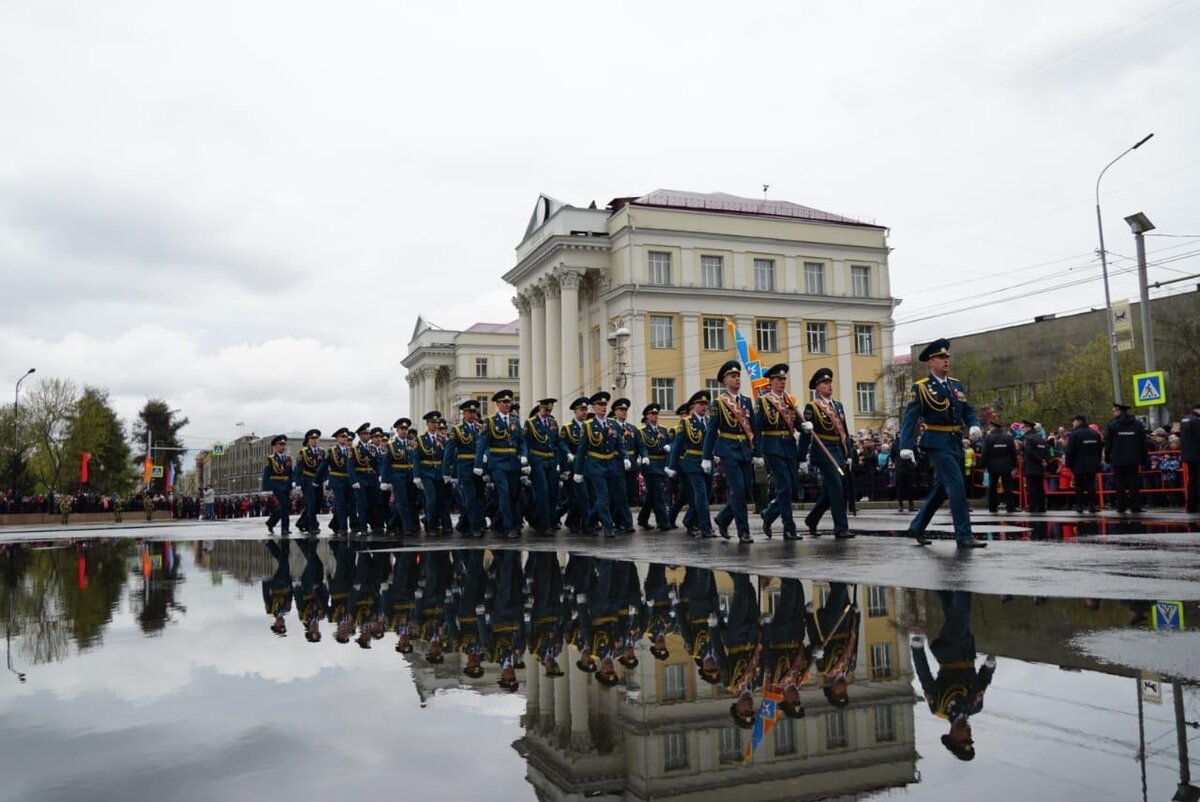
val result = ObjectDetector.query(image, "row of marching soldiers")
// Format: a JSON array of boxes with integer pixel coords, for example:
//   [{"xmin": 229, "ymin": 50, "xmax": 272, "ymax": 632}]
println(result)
[
  {"xmin": 262, "ymin": 543, "xmax": 993, "ymax": 759},
  {"xmin": 262, "ymin": 359, "xmax": 858, "ymax": 543}
]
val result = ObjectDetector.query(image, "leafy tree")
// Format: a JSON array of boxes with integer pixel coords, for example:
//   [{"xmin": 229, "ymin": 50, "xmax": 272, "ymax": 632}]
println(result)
[
  {"xmin": 131, "ymin": 399, "xmax": 189, "ymax": 493},
  {"xmin": 1022, "ymin": 334, "xmax": 1140, "ymax": 425},
  {"xmin": 63, "ymin": 387, "xmax": 134, "ymax": 496},
  {"xmin": 1155, "ymin": 313, "xmax": 1200, "ymax": 422},
  {"xmin": 24, "ymin": 378, "xmax": 79, "ymax": 494}
]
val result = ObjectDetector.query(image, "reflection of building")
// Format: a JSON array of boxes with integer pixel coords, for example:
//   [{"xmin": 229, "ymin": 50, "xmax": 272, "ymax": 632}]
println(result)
[
  {"xmin": 516, "ymin": 574, "xmax": 917, "ymax": 800},
  {"xmin": 403, "ymin": 318, "xmax": 521, "ymax": 418},
  {"xmin": 204, "ymin": 432, "xmax": 335, "ymax": 496}
]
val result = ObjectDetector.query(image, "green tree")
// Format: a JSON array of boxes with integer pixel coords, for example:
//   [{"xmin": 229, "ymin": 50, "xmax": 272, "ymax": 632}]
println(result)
[
  {"xmin": 63, "ymin": 387, "xmax": 135, "ymax": 496},
  {"xmin": 1024, "ymin": 334, "xmax": 1141, "ymax": 425},
  {"xmin": 131, "ymin": 399, "xmax": 189, "ymax": 493},
  {"xmin": 1155, "ymin": 313, "xmax": 1200, "ymax": 422},
  {"xmin": 25, "ymin": 378, "xmax": 79, "ymax": 494}
]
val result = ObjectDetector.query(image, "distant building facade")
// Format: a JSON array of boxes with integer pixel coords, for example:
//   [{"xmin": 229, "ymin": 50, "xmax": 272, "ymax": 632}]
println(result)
[
  {"xmin": 403, "ymin": 318, "xmax": 520, "ymax": 417},
  {"xmin": 204, "ymin": 432, "xmax": 334, "ymax": 496}
]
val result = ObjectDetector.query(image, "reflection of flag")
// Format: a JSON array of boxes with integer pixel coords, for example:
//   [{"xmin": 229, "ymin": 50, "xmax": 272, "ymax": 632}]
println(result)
[
  {"xmin": 725, "ymin": 319, "xmax": 769, "ymax": 398},
  {"xmin": 142, "ymin": 456, "xmax": 154, "ymax": 483},
  {"xmin": 743, "ymin": 687, "xmax": 784, "ymax": 764},
  {"xmin": 166, "ymin": 463, "xmax": 175, "ymax": 491},
  {"xmin": 80, "ymin": 451, "xmax": 91, "ymax": 483}
]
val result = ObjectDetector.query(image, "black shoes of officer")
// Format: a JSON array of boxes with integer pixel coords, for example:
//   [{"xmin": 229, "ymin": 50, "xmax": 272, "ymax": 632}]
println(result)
[
  {"xmin": 833, "ymin": 530, "xmax": 855, "ymax": 539},
  {"xmin": 761, "ymin": 518, "xmax": 773, "ymax": 539},
  {"xmin": 956, "ymin": 538, "xmax": 987, "ymax": 549},
  {"xmin": 717, "ymin": 520, "xmax": 731, "ymax": 539},
  {"xmin": 782, "ymin": 530, "xmax": 802, "ymax": 541},
  {"xmin": 807, "ymin": 522, "xmax": 820, "ymax": 538},
  {"xmin": 266, "ymin": 523, "xmax": 275, "ymax": 535},
  {"xmin": 738, "ymin": 532, "xmax": 753, "ymax": 544},
  {"xmin": 912, "ymin": 531, "xmax": 933, "ymax": 546},
  {"xmin": 702, "ymin": 530, "xmax": 717, "ymax": 539},
  {"xmin": 687, "ymin": 527, "xmax": 700, "ymax": 539},
  {"xmin": 604, "ymin": 530, "xmax": 616, "ymax": 539}
]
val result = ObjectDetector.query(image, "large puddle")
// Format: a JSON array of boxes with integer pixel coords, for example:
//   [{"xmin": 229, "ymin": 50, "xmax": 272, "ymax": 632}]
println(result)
[{"xmin": 1, "ymin": 538, "xmax": 1196, "ymax": 801}]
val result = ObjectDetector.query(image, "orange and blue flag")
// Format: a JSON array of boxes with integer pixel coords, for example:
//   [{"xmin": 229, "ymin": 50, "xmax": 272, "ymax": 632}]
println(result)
[
  {"xmin": 725, "ymin": 318, "xmax": 769, "ymax": 398},
  {"xmin": 743, "ymin": 687, "xmax": 784, "ymax": 764}
]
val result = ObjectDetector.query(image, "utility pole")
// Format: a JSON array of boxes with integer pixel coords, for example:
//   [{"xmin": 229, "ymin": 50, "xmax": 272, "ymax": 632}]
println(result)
[{"xmin": 1125, "ymin": 212, "xmax": 1158, "ymax": 428}]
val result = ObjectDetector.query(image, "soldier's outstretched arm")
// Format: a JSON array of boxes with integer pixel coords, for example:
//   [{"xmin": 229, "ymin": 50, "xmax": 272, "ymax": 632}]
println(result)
[{"xmin": 899, "ymin": 387, "xmax": 921, "ymax": 451}]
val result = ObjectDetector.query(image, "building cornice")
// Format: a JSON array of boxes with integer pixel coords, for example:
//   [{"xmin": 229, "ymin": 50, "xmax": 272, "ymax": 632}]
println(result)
[
  {"xmin": 598, "ymin": 282, "xmax": 896, "ymax": 309},
  {"xmin": 503, "ymin": 236, "xmax": 611, "ymax": 287},
  {"xmin": 609, "ymin": 225, "xmax": 890, "ymax": 256}
]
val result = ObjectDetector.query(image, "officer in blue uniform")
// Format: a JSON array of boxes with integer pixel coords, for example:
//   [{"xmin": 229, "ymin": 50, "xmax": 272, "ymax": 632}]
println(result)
[
  {"xmin": 636, "ymin": 403, "xmax": 672, "ymax": 531},
  {"xmin": 762, "ymin": 577, "xmax": 811, "ymax": 719},
  {"xmin": 444, "ymin": 399, "xmax": 486, "ymax": 537},
  {"xmin": 262, "ymin": 538, "xmax": 292, "ymax": 635},
  {"xmin": 800, "ymin": 368, "xmax": 854, "ymax": 539},
  {"xmin": 642, "ymin": 562, "xmax": 678, "ymax": 660},
  {"xmin": 293, "ymin": 429, "xmax": 326, "ymax": 535},
  {"xmin": 705, "ymin": 361, "xmax": 758, "ymax": 544},
  {"xmin": 524, "ymin": 551, "xmax": 566, "ymax": 677},
  {"xmin": 293, "ymin": 538, "xmax": 328, "ymax": 643},
  {"xmin": 666, "ymin": 391, "xmax": 714, "ymax": 538},
  {"xmin": 416, "ymin": 411, "xmax": 454, "ymax": 536},
  {"xmin": 324, "ymin": 427, "xmax": 354, "ymax": 535},
  {"xmin": 572, "ymin": 391, "xmax": 631, "ymax": 539},
  {"xmin": 558, "ymin": 396, "xmax": 591, "ymax": 533},
  {"xmin": 380, "ymin": 418, "xmax": 419, "ymax": 536},
  {"xmin": 611, "ymin": 398, "xmax": 638, "ymax": 531},
  {"xmin": 709, "ymin": 571, "xmax": 763, "ymax": 728},
  {"xmin": 475, "ymin": 389, "xmax": 528, "ymax": 539},
  {"xmin": 755, "ymin": 363, "xmax": 803, "ymax": 540},
  {"xmin": 261, "ymin": 434, "xmax": 293, "ymax": 536},
  {"xmin": 525, "ymin": 398, "xmax": 561, "ymax": 537},
  {"xmin": 674, "ymin": 566, "xmax": 721, "ymax": 684},
  {"xmin": 666, "ymin": 401, "xmax": 691, "ymax": 528},
  {"xmin": 899, "ymin": 339, "xmax": 985, "ymax": 548},
  {"xmin": 348, "ymin": 423, "xmax": 384, "ymax": 534}
]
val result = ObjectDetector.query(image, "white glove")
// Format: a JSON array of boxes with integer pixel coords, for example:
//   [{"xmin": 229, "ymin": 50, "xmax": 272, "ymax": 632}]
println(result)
[
  {"xmin": 909, "ymin": 633, "xmax": 927, "ymax": 648},
  {"xmin": 443, "ymin": 476, "xmax": 453, "ymax": 485},
  {"xmin": 520, "ymin": 465, "xmax": 531, "ymax": 475},
  {"xmin": 899, "ymin": 449, "xmax": 915, "ymax": 462},
  {"xmin": 664, "ymin": 468, "xmax": 677, "ymax": 478},
  {"xmin": 640, "ymin": 456, "xmax": 649, "ymax": 466},
  {"xmin": 801, "ymin": 421, "xmax": 814, "ymax": 433},
  {"xmin": 793, "ymin": 431, "xmax": 804, "ymax": 443},
  {"xmin": 413, "ymin": 478, "xmax": 423, "ymax": 489},
  {"xmin": 985, "ymin": 654, "xmax": 997, "ymax": 669},
  {"xmin": 813, "ymin": 647, "xmax": 825, "ymax": 660},
  {"xmin": 798, "ymin": 461, "xmax": 809, "ymax": 475},
  {"xmin": 379, "ymin": 482, "xmax": 391, "ymax": 491},
  {"xmin": 663, "ymin": 444, "xmax": 671, "ymax": 453},
  {"xmin": 701, "ymin": 459, "xmax": 712, "ymax": 474},
  {"xmin": 969, "ymin": 426, "xmax": 982, "ymax": 439},
  {"xmin": 450, "ymin": 478, "xmax": 459, "ymax": 486},
  {"xmin": 576, "ymin": 593, "xmax": 587, "ymax": 604},
  {"xmin": 567, "ymin": 453, "xmax": 575, "ymax": 463},
  {"xmin": 351, "ymin": 482, "xmax": 361, "ymax": 490},
  {"xmin": 573, "ymin": 474, "xmax": 585, "ymax": 484},
  {"xmin": 473, "ymin": 467, "xmax": 484, "ymax": 477},
  {"xmin": 259, "ymin": 490, "xmax": 273, "ymax": 498},
  {"xmin": 519, "ymin": 456, "xmax": 528, "ymax": 466},
  {"xmin": 752, "ymin": 456, "xmax": 764, "ymax": 467},
  {"xmin": 707, "ymin": 613, "xmax": 718, "ymax": 627},
  {"xmin": 623, "ymin": 459, "xmax": 632, "ymax": 471}
]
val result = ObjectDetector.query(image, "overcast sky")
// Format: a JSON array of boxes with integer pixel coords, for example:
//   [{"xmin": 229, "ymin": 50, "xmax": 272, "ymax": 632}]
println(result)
[{"xmin": 2, "ymin": 1, "xmax": 1197, "ymax": 454}]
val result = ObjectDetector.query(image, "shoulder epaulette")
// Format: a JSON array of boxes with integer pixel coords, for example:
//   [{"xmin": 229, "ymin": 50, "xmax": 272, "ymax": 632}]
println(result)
[{"xmin": 915, "ymin": 377, "xmax": 930, "ymax": 385}]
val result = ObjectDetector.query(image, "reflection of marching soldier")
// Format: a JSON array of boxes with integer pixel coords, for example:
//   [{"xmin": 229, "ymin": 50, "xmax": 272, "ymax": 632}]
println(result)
[
  {"xmin": 293, "ymin": 539, "xmax": 329, "ymax": 643},
  {"xmin": 636, "ymin": 403, "xmax": 673, "ymax": 531},
  {"xmin": 806, "ymin": 582, "xmax": 859, "ymax": 709},
  {"xmin": 262, "ymin": 539, "xmax": 293, "ymax": 636},
  {"xmin": 525, "ymin": 398, "xmax": 562, "ymax": 537},
  {"xmin": 416, "ymin": 551, "xmax": 453, "ymax": 663},
  {"xmin": 666, "ymin": 391, "xmax": 714, "ymax": 538},
  {"xmin": 59, "ymin": 495, "xmax": 72, "ymax": 526},
  {"xmin": 756, "ymin": 363, "xmax": 803, "ymax": 540},
  {"xmin": 261, "ymin": 434, "xmax": 293, "ymax": 536},
  {"xmin": 293, "ymin": 429, "xmax": 326, "ymax": 535},
  {"xmin": 574, "ymin": 557, "xmax": 623, "ymax": 687},
  {"xmin": 524, "ymin": 551, "xmax": 565, "ymax": 676},
  {"xmin": 383, "ymin": 552, "xmax": 420, "ymax": 654},
  {"xmin": 709, "ymin": 571, "xmax": 763, "ymax": 728},
  {"xmin": 443, "ymin": 399, "xmax": 486, "ymax": 537},
  {"xmin": 706, "ymin": 361, "xmax": 758, "ymax": 544},
  {"xmin": 416, "ymin": 411, "xmax": 454, "ymax": 536},
  {"xmin": 642, "ymin": 562, "xmax": 678, "ymax": 660},
  {"xmin": 327, "ymin": 540, "xmax": 356, "ymax": 644},
  {"xmin": 558, "ymin": 397, "xmax": 590, "ymax": 533},
  {"xmin": 450, "ymin": 550, "xmax": 489, "ymax": 675},
  {"xmin": 350, "ymin": 549, "xmax": 388, "ymax": 648},
  {"xmin": 799, "ymin": 367, "xmax": 853, "ymax": 539},
  {"xmin": 980, "ymin": 419, "xmax": 1017, "ymax": 513},
  {"xmin": 380, "ymin": 418, "xmax": 418, "ymax": 536},
  {"xmin": 674, "ymin": 566, "xmax": 721, "ymax": 683},
  {"xmin": 480, "ymin": 550, "xmax": 526, "ymax": 691},
  {"xmin": 763, "ymin": 577, "xmax": 811, "ymax": 719}
]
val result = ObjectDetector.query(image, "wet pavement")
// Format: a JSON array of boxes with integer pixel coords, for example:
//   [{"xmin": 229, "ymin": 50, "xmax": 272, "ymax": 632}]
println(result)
[{"xmin": 1, "ymin": 524, "xmax": 1197, "ymax": 801}]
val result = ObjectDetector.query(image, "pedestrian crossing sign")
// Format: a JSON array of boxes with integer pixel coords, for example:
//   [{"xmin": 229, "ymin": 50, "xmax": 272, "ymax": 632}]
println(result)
[
  {"xmin": 151, "ymin": 466, "xmax": 164, "ymax": 478},
  {"xmin": 212, "ymin": 443, "xmax": 226, "ymax": 456},
  {"xmin": 1132, "ymin": 371, "xmax": 1166, "ymax": 407},
  {"xmin": 1151, "ymin": 601, "xmax": 1184, "ymax": 631}
]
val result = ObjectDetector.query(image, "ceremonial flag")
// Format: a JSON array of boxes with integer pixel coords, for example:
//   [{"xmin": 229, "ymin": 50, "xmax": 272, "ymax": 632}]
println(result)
[
  {"xmin": 725, "ymin": 318, "xmax": 769, "ymax": 398},
  {"xmin": 166, "ymin": 463, "xmax": 175, "ymax": 491},
  {"xmin": 743, "ymin": 687, "xmax": 784, "ymax": 764},
  {"xmin": 80, "ymin": 451, "xmax": 91, "ymax": 484},
  {"xmin": 142, "ymin": 456, "xmax": 154, "ymax": 484}
]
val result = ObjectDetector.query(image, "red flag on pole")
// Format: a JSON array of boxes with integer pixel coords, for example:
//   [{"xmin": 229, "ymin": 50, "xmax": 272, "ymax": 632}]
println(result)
[
  {"xmin": 143, "ymin": 456, "xmax": 154, "ymax": 484},
  {"xmin": 80, "ymin": 451, "xmax": 92, "ymax": 484}
]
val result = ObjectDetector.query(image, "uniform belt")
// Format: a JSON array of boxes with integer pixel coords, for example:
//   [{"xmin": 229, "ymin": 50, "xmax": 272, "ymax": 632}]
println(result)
[
  {"xmin": 762, "ymin": 431, "xmax": 791, "ymax": 437},
  {"xmin": 685, "ymin": 449, "xmax": 703, "ymax": 456},
  {"xmin": 329, "ymin": 471, "xmax": 348, "ymax": 477},
  {"xmin": 457, "ymin": 454, "xmax": 474, "ymax": 460},
  {"xmin": 924, "ymin": 424, "xmax": 960, "ymax": 433},
  {"xmin": 587, "ymin": 451, "xmax": 616, "ymax": 460},
  {"xmin": 268, "ymin": 476, "xmax": 288, "ymax": 481},
  {"xmin": 649, "ymin": 455, "xmax": 666, "ymax": 460},
  {"xmin": 719, "ymin": 432, "xmax": 747, "ymax": 441},
  {"xmin": 301, "ymin": 471, "xmax": 316, "ymax": 477},
  {"xmin": 390, "ymin": 463, "xmax": 412, "ymax": 469},
  {"xmin": 420, "ymin": 460, "xmax": 440, "ymax": 466},
  {"xmin": 530, "ymin": 449, "xmax": 555, "ymax": 458},
  {"xmin": 491, "ymin": 447, "xmax": 516, "ymax": 454},
  {"xmin": 817, "ymin": 433, "xmax": 843, "ymax": 442}
]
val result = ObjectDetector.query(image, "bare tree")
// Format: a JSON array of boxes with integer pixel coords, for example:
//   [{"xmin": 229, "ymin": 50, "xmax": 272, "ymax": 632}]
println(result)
[{"xmin": 25, "ymin": 378, "xmax": 79, "ymax": 493}]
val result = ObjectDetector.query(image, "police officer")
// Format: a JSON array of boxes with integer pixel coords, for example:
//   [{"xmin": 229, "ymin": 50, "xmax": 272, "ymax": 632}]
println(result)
[
  {"xmin": 666, "ymin": 391, "xmax": 714, "ymax": 538},
  {"xmin": 380, "ymin": 418, "xmax": 418, "ymax": 536},
  {"xmin": 1179, "ymin": 402, "xmax": 1200, "ymax": 515},
  {"xmin": 800, "ymin": 368, "xmax": 853, "ymax": 539},
  {"xmin": 755, "ymin": 363, "xmax": 803, "ymax": 540},
  {"xmin": 293, "ymin": 428, "xmax": 326, "ymax": 535},
  {"xmin": 1065, "ymin": 415, "xmax": 1103, "ymax": 513},
  {"xmin": 348, "ymin": 423, "xmax": 383, "ymax": 534},
  {"xmin": 475, "ymin": 389, "xmax": 528, "ymax": 539},
  {"xmin": 610, "ymin": 398, "xmax": 637, "ymax": 532},
  {"xmin": 636, "ymin": 403, "xmax": 672, "ymax": 531},
  {"xmin": 899, "ymin": 339, "xmax": 985, "ymax": 548},
  {"xmin": 980, "ymin": 419, "xmax": 1017, "ymax": 514},
  {"xmin": 706, "ymin": 360, "xmax": 758, "ymax": 544},
  {"xmin": 416, "ymin": 411, "xmax": 454, "ymax": 536},
  {"xmin": 444, "ymin": 399, "xmax": 485, "ymax": 537},
  {"xmin": 1020, "ymin": 421, "xmax": 1048, "ymax": 513},
  {"xmin": 1105, "ymin": 402, "xmax": 1149, "ymax": 514},
  {"xmin": 324, "ymin": 427, "xmax": 354, "ymax": 536},
  {"xmin": 525, "ymin": 398, "xmax": 561, "ymax": 537},
  {"xmin": 261, "ymin": 434, "xmax": 293, "ymax": 536},
  {"xmin": 558, "ymin": 396, "xmax": 591, "ymax": 533},
  {"xmin": 572, "ymin": 391, "xmax": 630, "ymax": 539}
]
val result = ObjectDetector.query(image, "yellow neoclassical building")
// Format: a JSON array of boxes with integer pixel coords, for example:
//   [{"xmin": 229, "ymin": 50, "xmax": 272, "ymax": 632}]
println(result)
[{"xmin": 504, "ymin": 190, "xmax": 896, "ymax": 431}]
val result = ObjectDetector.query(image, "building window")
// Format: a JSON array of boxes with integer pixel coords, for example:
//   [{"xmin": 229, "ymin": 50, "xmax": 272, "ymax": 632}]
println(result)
[
  {"xmin": 825, "ymin": 710, "xmax": 848, "ymax": 749},
  {"xmin": 507, "ymin": 358, "xmax": 520, "ymax": 379},
  {"xmin": 852, "ymin": 264, "xmax": 872, "ymax": 297},
  {"xmin": 754, "ymin": 258, "xmax": 776, "ymax": 292},
  {"xmin": 718, "ymin": 727, "xmax": 743, "ymax": 764},
  {"xmin": 774, "ymin": 719, "xmax": 796, "ymax": 756},
  {"xmin": 806, "ymin": 322, "xmax": 828, "ymax": 354},
  {"xmin": 804, "ymin": 262, "xmax": 826, "ymax": 295},
  {"xmin": 867, "ymin": 586, "xmax": 889, "ymax": 617},
  {"xmin": 857, "ymin": 381, "xmax": 878, "ymax": 413},
  {"xmin": 474, "ymin": 394, "xmax": 490, "ymax": 416},
  {"xmin": 650, "ymin": 315, "xmax": 675, "ymax": 349},
  {"xmin": 755, "ymin": 320, "xmax": 779, "ymax": 353},
  {"xmin": 702, "ymin": 317, "xmax": 726, "ymax": 351},
  {"xmin": 706, "ymin": 379, "xmax": 722, "ymax": 398},
  {"xmin": 474, "ymin": 357, "xmax": 488, "ymax": 378},
  {"xmin": 871, "ymin": 642, "xmax": 894, "ymax": 680},
  {"xmin": 651, "ymin": 378, "xmax": 676, "ymax": 411},
  {"xmin": 649, "ymin": 251, "xmax": 672, "ymax": 285},
  {"xmin": 662, "ymin": 664, "xmax": 686, "ymax": 701},
  {"xmin": 855, "ymin": 324, "xmax": 875, "ymax": 355},
  {"xmin": 701, "ymin": 254, "xmax": 724, "ymax": 288},
  {"xmin": 663, "ymin": 732, "xmax": 689, "ymax": 771},
  {"xmin": 875, "ymin": 705, "xmax": 896, "ymax": 742}
]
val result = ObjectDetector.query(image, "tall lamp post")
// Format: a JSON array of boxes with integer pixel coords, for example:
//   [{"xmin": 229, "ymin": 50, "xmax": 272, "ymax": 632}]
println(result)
[
  {"xmin": 1095, "ymin": 133, "xmax": 1154, "ymax": 404},
  {"xmin": 10, "ymin": 368, "xmax": 36, "ymax": 506},
  {"xmin": 1125, "ymin": 211, "xmax": 1158, "ymax": 427}
]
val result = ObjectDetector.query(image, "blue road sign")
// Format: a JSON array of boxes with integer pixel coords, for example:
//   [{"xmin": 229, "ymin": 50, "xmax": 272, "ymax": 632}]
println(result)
[
  {"xmin": 1132, "ymin": 371, "xmax": 1166, "ymax": 407},
  {"xmin": 1151, "ymin": 601, "xmax": 1184, "ymax": 631}
]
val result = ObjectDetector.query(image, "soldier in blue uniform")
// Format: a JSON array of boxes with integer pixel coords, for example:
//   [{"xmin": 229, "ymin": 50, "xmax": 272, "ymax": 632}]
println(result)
[
  {"xmin": 558, "ymin": 397, "xmax": 591, "ymax": 533},
  {"xmin": 292, "ymin": 429, "xmax": 326, "ymax": 535},
  {"xmin": 799, "ymin": 368, "xmax": 854, "ymax": 539},
  {"xmin": 382, "ymin": 552, "xmax": 420, "ymax": 653},
  {"xmin": 762, "ymin": 577, "xmax": 811, "ymax": 719},
  {"xmin": 348, "ymin": 423, "xmax": 384, "ymax": 534},
  {"xmin": 324, "ymin": 427, "xmax": 354, "ymax": 536},
  {"xmin": 524, "ymin": 551, "xmax": 566, "ymax": 677},
  {"xmin": 636, "ymin": 403, "xmax": 673, "ymax": 531},
  {"xmin": 674, "ymin": 566, "xmax": 721, "ymax": 684},
  {"xmin": 415, "ymin": 411, "xmax": 454, "ymax": 536},
  {"xmin": 262, "ymin": 538, "xmax": 292, "ymax": 635},
  {"xmin": 709, "ymin": 571, "xmax": 764, "ymax": 728},
  {"xmin": 380, "ymin": 418, "xmax": 419, "ymax": 536},
  {"xmin": 611, "ymin": 398, "xmax": 638, "ymax": 531},
  {"xmin": 899, "ymin": 339, "xmax": 985, "ymax": 548},
  {"xmin": 666, "ymin": 391, "xmax": 714, "ymax": 538},
  {"xmin": 706, "ymin": 361, "xmax": 759, "ymax": 544},
  {"xmin": 666, "ymin": 401, "xmax": 691, "ymax": 528},
  {"xmin": 475, "ymin": 389, "xmax": 528, "ymax": 539},
  {"xmin": 755, "ymin": 364, "xmax": 803, "ymax": 540},
  {"xmin": 261, "ymin": 434, "xmax": 293, "ymax": 536},
  {"xmin": 443, "ymin": 399, "xmax": 485, "ymax": 537},
  {"xmin": 572, "ymin": 391, "xmax": 631, "ymax": 539},
  {"xmin": 293, "ymin": 538, "xmax": 329, "ymax": 643},
  {"xmin": 642, "ymin": 562, "xmax": 678, "ymax": 660},
  {"xmin": 480, "ymin": 549, "xmax": 526, "ymax": 691},
  {"xmin": 806, "ymin": 582, "xmax": 859, "ymax": 709},
  {"xmin": 525, "ymin": 398, "xmax": 562, "ymax": 537}
]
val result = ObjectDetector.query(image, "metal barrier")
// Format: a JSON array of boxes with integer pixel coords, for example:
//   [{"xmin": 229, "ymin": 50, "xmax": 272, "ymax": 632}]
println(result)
[{"xmin": 1006, "ymin": 450, "xmax": 1189, "ymax": 510}]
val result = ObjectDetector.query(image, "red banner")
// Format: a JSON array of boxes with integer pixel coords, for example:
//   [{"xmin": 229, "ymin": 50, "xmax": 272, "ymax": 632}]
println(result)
[{"xmin": 80, "ymin": 451, "xmax": 91, "ymax": 483}]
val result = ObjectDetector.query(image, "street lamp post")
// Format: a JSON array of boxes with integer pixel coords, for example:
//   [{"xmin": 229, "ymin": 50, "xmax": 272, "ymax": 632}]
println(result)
[
  {"xmin": 1125, "ymin": 211, "xmax": 1158, "ymax": 427},
  {"xmin": 1095, "ymin": 133, "xmax": 1153, "ymax": 405},
  {"xmin": 10, "ymin": 368, "xmax": 36, "ymax": 507}
]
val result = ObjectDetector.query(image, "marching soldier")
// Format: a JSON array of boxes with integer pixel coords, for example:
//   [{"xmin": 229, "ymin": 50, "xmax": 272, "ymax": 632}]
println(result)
[
  {"xmin": 262, "ymin": 539, "xmax": 293, "ymax": 636},
  {"xmin": 611, "ymin": 398, "xmax": 637, "ymax": 531},
  {"xmin": 293, "ymin": 538, "xmax": 329, "ymax": 643},
  {"xmin": 348, "ymin": 423, "xmax": 384, "ymax": 534},
  {"xmin": 474, "ymin": 389, "xmax": 528, "ymax": 539},
  {"xmin": 709, "ymin": 571, "xmax": 764, "ymax": 728},
  {"xmin": 573, "ymin": 391, "xmax": 631, "ymax": 539},
  {"xmin": 558, "ymin": 397, "xmax": 591, "ymax": 533},
  {"xmin": 58, "ymin": 494, "xmax": 72, "ymax": 526},
  {"xmin": 806, "ymin": 581, "xmax": 859, "ymax": 710},
  {"xmin": 642, "ymin": 562, "xmax": 678, "ymax": 660},
  {"xmin": 980, "ymin": 419, "xmax": 1017, "ymax": 513},
  {"xmin": 762, "ymin": 577, "xmax": 811, "ymax": 719},
  {"xmin": 261, "ymin": 434, "xmax": 293, "ymax": 536},
  {"xmin": 1020, "ymin": 421, "xmax": 1048, "ymax": 513},
  {"xmin": 666, "ymin": 391, "xmax": 714, "ymax": 538},
  {"xmin": 112, "ymin": 494, "xmax": 123, "ymax": 523},
  {"xmin": 636, "ymin": 403, "xmax": 673, "ymax": 531},
  {"xmin": 380, "ymin": 418, "xmax": 418, "ymax": 536},
  {"xmin": 525, "ymin": 398, "xmax": 561, "ymax": 537},
  {"xmin": 293, "ymin": 429, "xmax": 326, "ymax": 535},
  {"xmin": 416, "ymin": 411, "xmax": 454, "ymax": 536},
  {"xmin": 705, "ymin": 361, "xmax": 758, "ymax": 544},
  {"xmin": 443, "ymin": 399, "xmax": 486, "ymax": 537},
  {"xmin": 1065, "ymin": 415, "xmax": 1103, "ymax": 513},
  {"xmin": 799, "ymin": 368, "xmax": 853, "ymax": 539},
  {"xmin": 143, "ymin": 493, "xmax": 155, "ymax": 521},
  {"xmin": 665, "ymin": 401, "xmax": 691, "ymax": 529},
  {"xmin": 755, "ymin": 363, "xmax": 803, "ymax": 540},
  {"xmin": 325, "ymin": 427, "xmax": 354, "ymax": 536},
  {"xmin": 899, "ymin": 339, "xmax": 985, "ymax": 548},
  {"xmin": 1105, "ymin": 401, "xmax": 1149, "ymax": 514}
]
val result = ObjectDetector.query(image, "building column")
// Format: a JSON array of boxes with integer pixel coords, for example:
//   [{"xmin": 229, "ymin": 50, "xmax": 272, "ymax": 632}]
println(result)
[
  {"xmin": 596, "ymin": 278, "xmax": 611, "ymax": 391},
  {"xmin": 682, "ymin": 312, "xmax": 700, "ymax": 393},
  {"xmin": 554, "ymin": 654, "xmax": 572, "ymax": 740},
  {"xmin": 406, "ymin": 371, "xmax": 417, "ymax": 419},
  {"xmin": 627, "ymin": 311, "xmax": 646, "ymax": 404},
  {"xmin": 525, "ymin": 658, "xmax": 540, "ymax": 727},
  {"xmin": 423, "ymin": 367, "xmax": 436, "ymax": 415},
  {"xmin": 787, "ymin": 319, "xmax": 804, "ymax": 392},
  {"xmin": 836, "ymin": 321, "xmax": 855, "ymax": 433},
  {"xmin": 530, "ymin": 286, "xmax": 547, "ymax": 401},
  {"xmin": 568, "ymin": 644, "xmax": 592, "ymax": 752},
  {"xmin": 544, "ymin": 276, "xmax": 562, "ymax": 401},
  {"xmin": 514, "ymin": 293, "xmax": 533, "ymax": 407},
  {"xmin": 557, "ymin": 268, "xmax": 583, "ymax": 402},
  {"xmin": 539, "ymin": 661, "xmax": 554, "ymax": 734}
]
